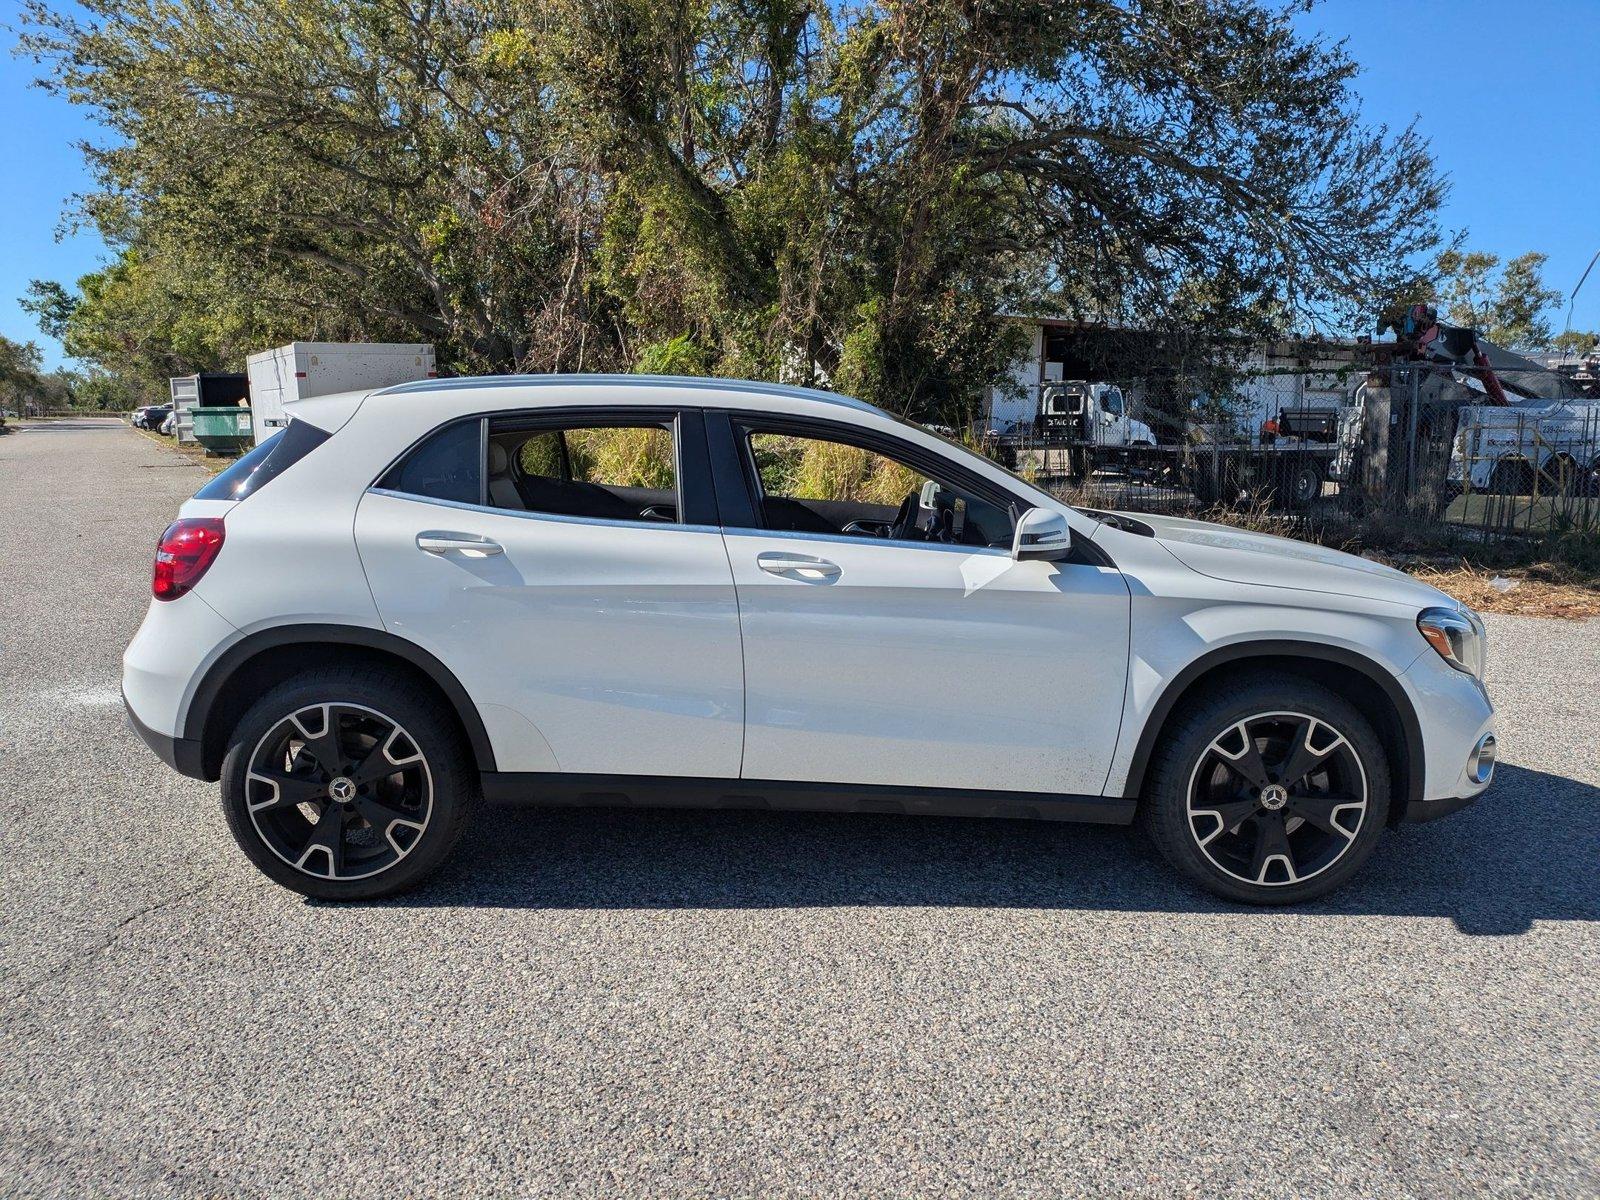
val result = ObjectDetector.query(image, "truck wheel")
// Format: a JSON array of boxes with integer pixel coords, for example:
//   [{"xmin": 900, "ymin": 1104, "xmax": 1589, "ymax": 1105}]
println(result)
[
  {"xmin": 1489, "ymin": 459, "xmax": 1533, "ymax": 496},
  {"xmin": 1190, "ymin": 458, "xmax": 1236, "ymax": 506},
  {"xmin": 1141, "ymin": 671, "xmax": 1391, "ymax": 905},
  {"xmin": 219, "ymin": 666, "xmax": 478, "ymax": 900},
  {"xmin": 1539, "ymin": 455, "xmax": 1579, "ymax": 496},
  {"xmin": 1282, "ymin": 461, "xmax": 1324, "ymax": 509}
]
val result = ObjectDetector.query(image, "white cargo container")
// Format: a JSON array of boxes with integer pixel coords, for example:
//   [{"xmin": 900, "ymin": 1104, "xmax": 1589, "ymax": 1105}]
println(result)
[{"xmin": 246, "ymin": 342, "xmax": 435, "ymax": 444}]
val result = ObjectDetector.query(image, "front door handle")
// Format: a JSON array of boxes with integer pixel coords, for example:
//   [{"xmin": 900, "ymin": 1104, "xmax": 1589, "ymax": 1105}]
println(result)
[
  {"xmin": 416, "ymin": 531, "xmax": 504, "ymax": 557},
  {"xmin": 757, "ymin": 552, "xmax": 840, "ymax": 580}
]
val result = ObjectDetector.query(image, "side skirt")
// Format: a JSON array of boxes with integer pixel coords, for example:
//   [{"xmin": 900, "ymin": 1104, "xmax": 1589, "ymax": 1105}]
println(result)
[{"xmin": 480, "ymin": 773, "xmax": 1137, "ymax": 826}]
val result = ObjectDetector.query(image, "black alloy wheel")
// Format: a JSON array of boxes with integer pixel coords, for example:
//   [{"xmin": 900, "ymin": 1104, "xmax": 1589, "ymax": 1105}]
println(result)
[
  {"xmin": 1141, "ymin": 672, "xmax": 1391, "ymax": 904},
  {"xmin": 245, "ymin": 702, "xmax": 434, "ymax": 881},
  {"xmin": 1186, "ymin": 711, "xmax": 1367, "ymax": 888}
]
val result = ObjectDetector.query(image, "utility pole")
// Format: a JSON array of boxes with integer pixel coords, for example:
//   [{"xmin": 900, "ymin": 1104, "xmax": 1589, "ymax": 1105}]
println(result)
[{"xmin": 1561, "ymin": 248, "xmax": 1600, "ymax": 360}]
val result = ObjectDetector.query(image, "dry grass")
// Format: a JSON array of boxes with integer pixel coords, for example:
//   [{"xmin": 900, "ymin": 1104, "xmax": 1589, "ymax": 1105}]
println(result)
[
  {"xmin": 1403, "ymin": 562, "xmax": 1600, "ymax": 621},
  {"xmin": 1160, "ymin": 499, "xmax": 1600, "ymax": 619}
]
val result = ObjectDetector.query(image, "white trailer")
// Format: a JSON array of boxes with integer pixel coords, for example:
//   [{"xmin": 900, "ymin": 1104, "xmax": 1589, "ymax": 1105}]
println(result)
[{"xmin": 246, "ymin": 342, "xmax": 436, "ymax": 445}]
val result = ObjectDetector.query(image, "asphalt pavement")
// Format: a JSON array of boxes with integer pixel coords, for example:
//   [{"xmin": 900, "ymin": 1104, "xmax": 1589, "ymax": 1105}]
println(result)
[{"xmin": 1, "ymin": 417, "xmax": 1596, "ymax": 1198}]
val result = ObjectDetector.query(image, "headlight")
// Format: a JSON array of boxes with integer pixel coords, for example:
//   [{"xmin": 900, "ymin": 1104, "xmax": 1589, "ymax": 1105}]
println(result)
[{"xmin": 1417, "ymin": 606, "xmax": 1486, "ymax": 677}]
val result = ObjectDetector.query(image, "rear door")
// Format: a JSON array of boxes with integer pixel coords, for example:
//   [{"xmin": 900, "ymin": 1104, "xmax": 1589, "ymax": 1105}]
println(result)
[{"xmin": 354, "ymin": 407, "xmax": 744, "ymax": 777}]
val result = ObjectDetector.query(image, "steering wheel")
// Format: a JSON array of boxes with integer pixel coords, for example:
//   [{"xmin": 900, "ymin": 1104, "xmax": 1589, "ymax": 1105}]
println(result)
[{"xmin": 889, "ymin": 491, "xmax": 922, "ymax": 541}]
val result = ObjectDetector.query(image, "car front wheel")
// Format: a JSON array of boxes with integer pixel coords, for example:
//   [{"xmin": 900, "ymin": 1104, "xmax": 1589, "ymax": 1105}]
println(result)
[
  {"xmin": 219, "ymin": 667, "xmax": 477, "ymax": 900},
  {"xmin": 1142, "ymin": 672, "xmax": 1391, "ymax": 904}
]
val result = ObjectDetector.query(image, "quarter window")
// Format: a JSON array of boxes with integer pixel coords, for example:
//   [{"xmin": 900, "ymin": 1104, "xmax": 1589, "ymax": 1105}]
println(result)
[{"xmin": 376, "ymin": 419, "xmax": 481, "ymax": 505}]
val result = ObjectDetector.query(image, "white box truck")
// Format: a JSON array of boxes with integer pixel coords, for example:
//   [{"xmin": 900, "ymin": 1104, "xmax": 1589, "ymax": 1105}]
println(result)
[{"xmin": 246, "ymin": 342, "xmax": 436, "ymax": 444}]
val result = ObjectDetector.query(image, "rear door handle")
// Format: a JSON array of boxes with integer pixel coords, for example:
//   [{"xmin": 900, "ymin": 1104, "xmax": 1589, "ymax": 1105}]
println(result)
[
  {"xmin": 416, "ymin": 531, "xmax": 504, "ymax": 556},
  {"xmin": 757, "ymin": 552, "xmax": 840, "ymax": 579}
]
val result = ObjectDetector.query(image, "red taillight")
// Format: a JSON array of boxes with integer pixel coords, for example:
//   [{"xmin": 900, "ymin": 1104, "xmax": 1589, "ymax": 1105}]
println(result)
[{"xmin": 153, "ymin": 517, "xmax": 225, "ymax": 601}]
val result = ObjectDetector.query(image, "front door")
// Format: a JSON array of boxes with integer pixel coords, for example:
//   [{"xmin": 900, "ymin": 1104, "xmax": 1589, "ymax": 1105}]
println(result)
[
  {"xmin": 718, "ymin": 418, "xmax": 1131, "ymax": 796},
  {"xmin": 354, "ymin": 409, "xmax": 744, "ymax": 777}
]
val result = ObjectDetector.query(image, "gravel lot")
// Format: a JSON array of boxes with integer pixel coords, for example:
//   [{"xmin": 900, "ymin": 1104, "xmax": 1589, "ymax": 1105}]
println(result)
[{"xmin": 2, "ymin": 418, "xmax": 1596, "ymax": 1198}]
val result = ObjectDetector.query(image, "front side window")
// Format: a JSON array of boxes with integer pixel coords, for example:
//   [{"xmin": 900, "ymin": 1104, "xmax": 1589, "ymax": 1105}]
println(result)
[
  {"xmin": 742, "ymin": 429, "xmax": 1013, "ymax": 548},
  {"xmin": 487, "ymin": 420, "xmax": 679, "ymax": 523}
]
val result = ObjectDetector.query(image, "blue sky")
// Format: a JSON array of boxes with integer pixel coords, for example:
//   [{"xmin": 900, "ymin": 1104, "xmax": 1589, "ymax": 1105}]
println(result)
[{"xmin": 2, "ymin": 0, "xmax": 1598, "ymax": 369}]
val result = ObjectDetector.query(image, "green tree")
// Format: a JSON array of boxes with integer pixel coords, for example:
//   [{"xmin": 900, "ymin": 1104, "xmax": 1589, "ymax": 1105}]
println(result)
[
  {"xmin": 21, "ymin": 0, "xmax": 1447, "ymax": 424},
  {"xmin": 0, "ymin": 334, "xmax": 46, "ymax": 413},
  {"xmin": 1433, "ymin": 249, "xmax": 1564, "ymax": 349},
  {"xmin": 1551, "ymin": 328, "xmax": 1599, "ymax": 357}
]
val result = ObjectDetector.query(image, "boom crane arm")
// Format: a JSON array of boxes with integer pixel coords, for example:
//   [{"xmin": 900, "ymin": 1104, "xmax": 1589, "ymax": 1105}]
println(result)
[{"xmin": 1377, "ymin": 303, "xmax": 1511, "ymax": 405}]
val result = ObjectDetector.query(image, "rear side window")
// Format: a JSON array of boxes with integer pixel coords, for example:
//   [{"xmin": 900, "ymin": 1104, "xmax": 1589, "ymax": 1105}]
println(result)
[
  {"xmin": 485, "ymin": 421, "xmax": 679, "ymax": 523},
  {"xmin": 195, "ymin": 418, "xmax": 331, "ymax": 501},
  {"xmin": 378, "ymin": 420, "xmax": 482, "ymax": 505}
]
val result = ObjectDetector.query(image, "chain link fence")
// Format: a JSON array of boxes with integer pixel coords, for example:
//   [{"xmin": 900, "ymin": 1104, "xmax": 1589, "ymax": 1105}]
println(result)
[{"xmin": 982, "ymin": 359, "xmax": 1600, "ymax": 553}]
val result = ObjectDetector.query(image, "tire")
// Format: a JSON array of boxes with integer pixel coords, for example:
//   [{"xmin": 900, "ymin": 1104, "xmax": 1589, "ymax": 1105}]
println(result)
[
  {"xmin": 1539, "ymin": 455, "xmax": 1579, "ymax": 496},
  {"xmin": 1281, "ymin": 461, "xmax": 1324, "ymax": 510},
  {"xmin": 219, "ymin": 666, "xmax": 478, "ymax": 900},
  {"xmin": 1141, "ymin": 671, "xmax": 1391, "ymax": 905},
  {"xmin": 1188, "ymin": 457, "xmax": 1230, "ymax": 506},
  {"xmin": 1489, "ymin": 459, "xmax": 1533, "ymax": 496}
]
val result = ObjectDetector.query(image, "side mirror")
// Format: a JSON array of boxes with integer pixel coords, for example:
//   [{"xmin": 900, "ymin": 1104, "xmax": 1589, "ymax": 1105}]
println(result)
[{"xmin": 1012, "ymin": 507, "xmax": 1072, "ymax": 562}]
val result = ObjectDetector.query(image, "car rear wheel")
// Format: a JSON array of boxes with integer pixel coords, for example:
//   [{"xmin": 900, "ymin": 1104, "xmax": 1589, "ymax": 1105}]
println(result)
[
  {"xmin": 220, "ymin": 667, "xmax": 477, "ymax": 900},
  {"xmin": 1142, "ymin": 672, "xmax": 1391, "ymax": 904}
]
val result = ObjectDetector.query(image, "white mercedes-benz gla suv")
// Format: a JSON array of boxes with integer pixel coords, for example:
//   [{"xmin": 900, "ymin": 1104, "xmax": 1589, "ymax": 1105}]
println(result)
[{"xmin": 123, "ymin": 376, "xmax": 1497, "ymax": 904}]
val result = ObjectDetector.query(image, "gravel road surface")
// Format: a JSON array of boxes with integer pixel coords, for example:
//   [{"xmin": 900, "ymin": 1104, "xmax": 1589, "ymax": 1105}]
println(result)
[{"xmin": 1, "ymin": 418, "xmax": 1596, "ymax": 1198}]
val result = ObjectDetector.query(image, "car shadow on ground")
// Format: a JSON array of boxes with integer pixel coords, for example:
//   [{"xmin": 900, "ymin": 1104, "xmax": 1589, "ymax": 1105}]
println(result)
[{"xmin": 369, "ymin": 763, "xmax": 1596, "ymax": 935}]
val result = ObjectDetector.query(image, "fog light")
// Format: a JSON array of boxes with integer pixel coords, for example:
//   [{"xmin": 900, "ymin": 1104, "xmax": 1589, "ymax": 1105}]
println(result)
[{"xmin": 1468, "ymin": 734, "xmax": 1497, "ymax": 785}]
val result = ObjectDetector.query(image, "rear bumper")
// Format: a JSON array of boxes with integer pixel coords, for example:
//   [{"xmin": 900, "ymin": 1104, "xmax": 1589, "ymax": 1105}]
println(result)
[{"xmin": 124, "ymin": 691, "xmax": 207, "ymax": 779}]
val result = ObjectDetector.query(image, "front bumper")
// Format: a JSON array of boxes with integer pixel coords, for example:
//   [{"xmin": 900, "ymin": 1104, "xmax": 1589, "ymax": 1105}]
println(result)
[
  {"xmin": 1396, "ymin": 651, "xmax": 1497, "ymax": 823},
  {"xmin": 1403, "ymin": 791, "xmax": 1484, "ymax": 823}
]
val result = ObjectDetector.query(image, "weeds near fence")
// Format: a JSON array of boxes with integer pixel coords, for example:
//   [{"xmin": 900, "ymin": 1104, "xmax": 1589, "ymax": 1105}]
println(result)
[{"xmin": 1406, "ymin": 562, "xmax": 1600, "ymax": 620}]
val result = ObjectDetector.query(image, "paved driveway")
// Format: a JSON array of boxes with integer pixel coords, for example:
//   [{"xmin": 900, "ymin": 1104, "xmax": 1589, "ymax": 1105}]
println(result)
[{"xmin": 1, "ymin": 418, "xmax": 1596, "ymax": 1198}]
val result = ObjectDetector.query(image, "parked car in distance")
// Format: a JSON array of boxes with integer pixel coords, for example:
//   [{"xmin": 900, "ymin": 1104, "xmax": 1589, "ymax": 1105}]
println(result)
[
  {"xmin": 133, "ymin": 403, "xmax": 173, "ymax": 431},
  {"xmin": 123, "ymin": 377, "xmax": 1497, "ymax": 904},
  {"xmin": 159, "ymin": 408, "xmax": 178, "ymax": 436}
]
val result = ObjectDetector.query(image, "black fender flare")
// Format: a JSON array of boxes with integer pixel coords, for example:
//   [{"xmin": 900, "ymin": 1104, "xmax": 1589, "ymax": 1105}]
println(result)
[
  {"xmin": 183, "ymin": 623, "xmax": 498, "ymax": 774},
  {"xmin": 1117, "ymin": 640, "xmax": 1424, "ymax": 809}
]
